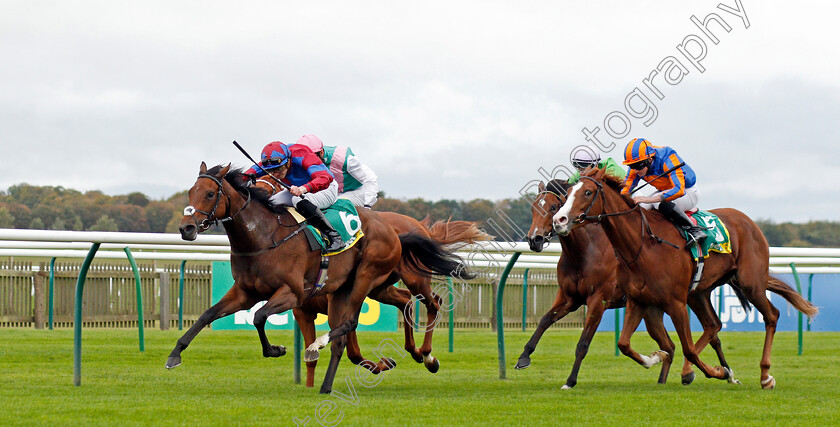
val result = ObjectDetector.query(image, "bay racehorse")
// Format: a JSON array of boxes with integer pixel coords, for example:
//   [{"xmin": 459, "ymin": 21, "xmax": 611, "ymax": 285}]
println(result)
[
  {"xmin": 517, "ymin": 179, "xmax": 735, "ymax": 388},
  {"xmin": 168, "ymin": 163, "xmax": 474, "ymax": 393},
  {"xmin": 253, "ymin": 177, "xmax": 491, "ymax": 386},
  {"xmin": 553, "ymin": 168, "xmax": 818, "ymax": 388}
]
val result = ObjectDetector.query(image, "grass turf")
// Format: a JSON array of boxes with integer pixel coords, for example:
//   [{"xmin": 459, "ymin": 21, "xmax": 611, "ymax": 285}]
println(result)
[{"xmin": 1, "ymin": 328, "xmax": 838, "ymax": 426}]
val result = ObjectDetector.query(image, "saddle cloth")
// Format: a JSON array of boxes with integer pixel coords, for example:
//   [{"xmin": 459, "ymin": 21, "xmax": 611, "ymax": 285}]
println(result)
[
  {"xmin": 682, "ymin": 210, "xmax": 732, "ymax": 261},
  {"xmin": 286, "ymin": 199, "xmax": 365, "ymax": 256}
]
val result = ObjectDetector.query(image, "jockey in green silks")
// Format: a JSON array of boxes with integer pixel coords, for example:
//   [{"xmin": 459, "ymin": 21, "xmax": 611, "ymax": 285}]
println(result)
[{"xmin": 567, "ymin": 144, "xmax": 626, "ymax": 185}]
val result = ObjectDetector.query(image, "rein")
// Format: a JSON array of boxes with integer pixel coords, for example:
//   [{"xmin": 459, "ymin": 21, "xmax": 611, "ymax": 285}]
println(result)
[{"xmin": 574, "ymin": 176, "xmax": 680, "ymax": 265}]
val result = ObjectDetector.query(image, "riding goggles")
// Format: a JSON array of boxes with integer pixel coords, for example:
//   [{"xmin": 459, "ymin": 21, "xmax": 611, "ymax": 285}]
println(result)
[
  {"xmin": 261, "ymin": 156, "xmax": 289, "ymax": 169},
  {"xmin": 572, "ymin": 160, "xmax": 597, "ymax": 171},
  {"xmin": 628, "ymin": 159, "xmax": 651, "ymax": 170}
]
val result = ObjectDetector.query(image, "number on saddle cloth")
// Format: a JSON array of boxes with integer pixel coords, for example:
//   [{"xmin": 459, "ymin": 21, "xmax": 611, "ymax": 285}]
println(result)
[
  {"xmin": 303, "ymin": 199, "xmax": 365, "ymax": 255},
  {"xmin": 682, "ymin": 211, "xmax": 732, "ymax": 261}
]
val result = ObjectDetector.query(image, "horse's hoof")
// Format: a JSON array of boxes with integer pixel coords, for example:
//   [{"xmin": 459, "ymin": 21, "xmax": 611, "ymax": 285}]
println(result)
[
  {"xmin": 514, "ymin": 357, "xmax": 531, "ymax": 370},
  {"xmin": 319, "ymin": 387, "xmax": 331, "ymax": 394},
  {"xmin": 561, "ymin": 384, "xmax": 574, "ymax": 390},
  {"xmin": 410, "ymin": 351, "xmax": 424, "ymax": 364},
  {"xmin": 761, "ymin": 375, "xmax": 775, "ymax": 390},
  {"xmin": 380, "ymin": 357, "xmax": 397, "ymax": 370},
  {"xmin": 304, "ymin": 349, "xmax": 320, "ymax": 362},
  {"xmin": 263, "ymin": 345, "xmax": 287, "ymax": 358},
  {"xmin": 165, "ymin": 357, "xmax": 181, "ymax": 369},
  {"xmin": 424, "ymin": 356, "xmax": 440, "ymax": 374},
  {"xmin": 681, "ymin": 371, "xmax": 695, "ymax": 385}
]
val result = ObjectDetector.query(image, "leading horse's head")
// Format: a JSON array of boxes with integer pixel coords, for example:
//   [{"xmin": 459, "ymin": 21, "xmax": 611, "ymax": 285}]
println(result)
[
  {"xmin": 552, "ymin": 168, "xmax": 619, "ymax": 236},
  {"xmin": 179, "ymin": 162, "xmax": 233, "ymax": 241},
  {"xmin": 527, "ymin": 180, "xmax": 569, "ymax": 252}
]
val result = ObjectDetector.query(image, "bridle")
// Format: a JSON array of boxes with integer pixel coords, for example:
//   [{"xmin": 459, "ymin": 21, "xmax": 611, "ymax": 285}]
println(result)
[
  {"xmin": 183, "ymin": 174, "xmax": 251, "ymax": 232},
  {"xmin": 532, "ymin": 189, "xmax": 567, "ymax": 249},
  {"xmin": 569, "ymin": 176, "xmax": 679, "ymax": 265},
  {"xmin": 184, "ymin": 173, "xmax": 309, "ymax": 257}
]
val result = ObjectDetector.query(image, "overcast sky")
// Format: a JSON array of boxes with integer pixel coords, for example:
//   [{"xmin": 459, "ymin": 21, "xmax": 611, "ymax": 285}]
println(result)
[{"xmin": 1, "ymin": 0, "xmax": 838, "ymax": 222}]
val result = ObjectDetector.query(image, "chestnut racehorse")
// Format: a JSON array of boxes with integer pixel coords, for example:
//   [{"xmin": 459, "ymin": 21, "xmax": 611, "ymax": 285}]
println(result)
[
  {"xmin": 253, "ymin": 177, "xmax": 491, "ymax": 386},
  {"xmin": 517, "ymin": 179, "xmax": 740, "ymax": 388},
  {"xmin": 168, "ymin": 163, "xmax": 473, "ymax": 393},
  {"xmin": 553, "ymin": 168, "xmax": 818, "ymax": 388}
]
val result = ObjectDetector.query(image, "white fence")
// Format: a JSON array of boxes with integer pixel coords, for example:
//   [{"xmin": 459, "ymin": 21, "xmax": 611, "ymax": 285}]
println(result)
[{"xmin": 1, "ymin": 229, "xmax": 840, "ymax": 274}]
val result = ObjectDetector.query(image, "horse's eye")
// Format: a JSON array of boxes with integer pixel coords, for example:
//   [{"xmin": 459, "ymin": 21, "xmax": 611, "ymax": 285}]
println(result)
[
  {"xmin": 550, "ymin": 204, "xmax": 558, "ymax": 212},
  {"xmin": 584, "ymin": 190, "xmax": 593, "ymax": 197},
  {"xmin": 206, "ymin": 191, "xmax": 215, "ymax": 199}
]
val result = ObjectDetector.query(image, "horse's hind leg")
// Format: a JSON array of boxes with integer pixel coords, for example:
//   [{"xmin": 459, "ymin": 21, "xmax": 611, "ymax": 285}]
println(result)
[
  {"xmin": 253, "ymin": 286, "xmax": 298, "ymax": 358},
  {"xmin": 735, "ymin": 277, "xmax": 780, "ymax": 389},
  {"xmin": 641, "ymin": 307, "xmax": 675, "ymax": 385},
  {"xmin": 516, "ymin": 283, "xmax": 576, "ymax": 371},
  {"xmin": 616, "ymin": 300, "xmax": 664, "ymax": 368},
  {"xmin": 166, "ymin": 284, "xmax": 256, "ymax": 369},
  {"xmin": 666, "ymin": 301, "xmax": 728, "ymax": 381},
  {"xmin": 682, "ymin": 291, "xmax": 737, "ymax": 385}
]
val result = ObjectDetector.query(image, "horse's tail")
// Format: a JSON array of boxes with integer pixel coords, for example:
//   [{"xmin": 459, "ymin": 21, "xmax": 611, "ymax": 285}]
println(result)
[
  {"xmin": 767, "ymin": 275, "xmax": 819, "ymax": 319},
  {"xmin": 426, "ymin": 219, "xmax": 493, "ymax": 246},
  {"xmin": 398, "ymin": 231, "xmax": 476, "ymax": 280}
]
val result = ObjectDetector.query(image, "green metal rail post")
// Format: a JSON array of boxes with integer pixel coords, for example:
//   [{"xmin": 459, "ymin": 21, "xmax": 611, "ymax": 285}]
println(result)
[
  {"xmin": 615, "ymin": 308, "xmax": 621, "ymax": 356},
  {"xmin": 496, "ymin": 251, "xmax": 521, "ymax": 379},
  {"xmin": 789, "ymin": 263, "xmax": 803, "ymax": 356},
  {"xmin": 807, "ymin": 274, "xmax": 814, "ymax": 332},
  {"xmin": 447, "ymin": 277, "xmax": 454, "ymax": 353},
  {"xmin": 48, "ymin": 257, "xmax": 56, "ymax": 330},
  {"xmin": 123, "ymin": 248, "xmax": 144, "ymax": 352},
  {"xmin": 294, "ymin": 322, "xmax": 302, "ymax": 384},
  {"xmin": 522, "ymin": 268, "xmax": 530, "ymax": 332},
  {"xmin": 73, "ymin": 243, "xmax": 101, "ymax": 386},
  {"xmin": 179, "ymin": 260, "xmax": 187, "ymax": 330}
]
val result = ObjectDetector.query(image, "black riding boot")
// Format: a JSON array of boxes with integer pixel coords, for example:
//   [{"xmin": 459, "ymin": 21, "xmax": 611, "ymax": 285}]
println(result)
[
  {"xmin": 296, "ymin": 199, "xmax": 344, "ymax": 252},
  {"xmin": 658, "ymin": 201, "xmax": 706, "ymax": 248}
]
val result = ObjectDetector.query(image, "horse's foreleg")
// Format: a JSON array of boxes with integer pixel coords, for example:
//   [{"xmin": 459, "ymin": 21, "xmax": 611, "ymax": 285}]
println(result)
[
  {"xmin": 166, "ymin": 284, "xmax": 255, "ymax": 369},
  {"xmin": 293, "ymin": 307, "xmax": 320, "ymax": 388},
  {"xmin": 516, "ymin": 286, "xmax": 575, "ymax": 371},
  {"xmin": 345, "ymin": 331, "xmax": 396, "ymax": 374},
  {"xmin": 253, "ymin": 286, "xmax": 298, "ymax": 358},
  {"xmin": 641, "ymin": 307, "xmax": 675, "ymax": 385},
  {"xmin": 562, "ymin": 296, "xmax": 608, "ymax": 389}
]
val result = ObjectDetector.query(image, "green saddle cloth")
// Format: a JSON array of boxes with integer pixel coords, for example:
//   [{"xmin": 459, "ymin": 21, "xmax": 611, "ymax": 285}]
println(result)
[
  {"xmin": 680, "ymin": 211, "xmax": 732, "ymax": 261},
  {"xmin": 307, "ymin": 199, "xmax": 365, "ymax": 255}
]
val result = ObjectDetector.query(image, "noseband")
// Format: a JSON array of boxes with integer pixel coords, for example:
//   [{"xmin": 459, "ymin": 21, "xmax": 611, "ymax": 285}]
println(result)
[{"xmin": 184, "ymin": 174, "xmax": 250, "ymax": 232}]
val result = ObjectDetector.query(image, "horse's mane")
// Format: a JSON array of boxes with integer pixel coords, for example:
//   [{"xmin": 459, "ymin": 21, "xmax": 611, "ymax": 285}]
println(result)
[
  {"xmin": 209, "ymin": 165, "xmax": 275, "ymax": 209},
  {"xmin": 583, "ymin": 167, "xmax": 637, "ymax": 207}
]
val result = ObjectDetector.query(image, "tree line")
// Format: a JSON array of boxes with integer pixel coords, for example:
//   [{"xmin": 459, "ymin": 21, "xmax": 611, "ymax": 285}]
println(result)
[{"xmin": 1, "ymin": 182, "xmax": 838, "ymax": 247}]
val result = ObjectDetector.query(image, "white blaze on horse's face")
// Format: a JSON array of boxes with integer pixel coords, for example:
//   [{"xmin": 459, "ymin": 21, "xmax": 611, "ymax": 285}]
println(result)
[{"xmin": 553, "ymin": 182, "xmax": 583, "ymax": 235}]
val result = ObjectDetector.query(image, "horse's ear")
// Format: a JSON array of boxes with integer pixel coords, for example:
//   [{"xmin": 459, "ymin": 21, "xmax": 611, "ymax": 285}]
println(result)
[
  {"xmin": 538, "ymin": 181, "xmax": 546, "ymax": 192},
  {"xmin": 199, "ymin": 161, "xmax": 207, "ymax": 174},
  {"xmin": 219, "ymin": 163, "xmax": 231, "ymax": 177}
]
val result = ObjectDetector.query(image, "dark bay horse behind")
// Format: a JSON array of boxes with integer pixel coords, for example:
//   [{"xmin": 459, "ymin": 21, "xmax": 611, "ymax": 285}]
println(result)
[
  {"xmin": 517, "ymin": 180, "xmax": 676, "ymax": 388},
  {"xmin": 553, "ymin": 168, "xmax": 818, "ymax": 388},
  {"xmin": 168, "ymin": 163, "xmax": 473, "ymax": 393}
]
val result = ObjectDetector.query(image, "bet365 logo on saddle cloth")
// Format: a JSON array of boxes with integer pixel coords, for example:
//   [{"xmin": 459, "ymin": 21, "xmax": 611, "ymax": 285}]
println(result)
[{"xmin": 308, "ymin": 199, "xmax": 365, "ymax": 255}]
